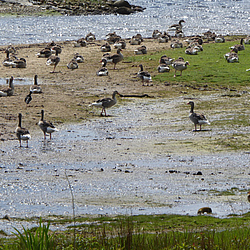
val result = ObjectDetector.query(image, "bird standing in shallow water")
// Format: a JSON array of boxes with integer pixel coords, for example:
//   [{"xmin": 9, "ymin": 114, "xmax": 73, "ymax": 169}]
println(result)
[
  {"xmin": 90, "ymin": 91, "xmax": 120, "ymax": 116},
  {"xmin": 187, "ymin": 101, "xmax": 210, "ymax": 131},
  {"xmin": 15, "ymin": 113, "xmax": 31, "ymax": 147},
  {"xmin": 24, "ymin": 91, "xmax": 32, "ymax": 105},
  {"xmin": 38, "ymin": 110, "xmax": 59, "ymax": 140}
]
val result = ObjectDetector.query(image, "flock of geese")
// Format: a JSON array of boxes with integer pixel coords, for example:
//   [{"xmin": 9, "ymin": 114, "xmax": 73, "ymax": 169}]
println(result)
[{"xmin": 3, "ymin": 19, "xmax": 249, "ymax": 147}]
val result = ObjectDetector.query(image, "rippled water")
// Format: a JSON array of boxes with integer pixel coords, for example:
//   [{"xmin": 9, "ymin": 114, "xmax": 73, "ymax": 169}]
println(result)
[{"xmin": 0, "ymin": 0, "xmax": 250, "ymax": 45}]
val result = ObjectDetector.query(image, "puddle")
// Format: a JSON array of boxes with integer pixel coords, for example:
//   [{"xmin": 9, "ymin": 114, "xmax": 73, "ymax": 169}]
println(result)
[
  {"xmin": 0, "ymin": 96, "xmax": 250, "ymax": 234},
  {"xmin": 0, "ymin": 77, "xmax": 33, "ymax": 86}
]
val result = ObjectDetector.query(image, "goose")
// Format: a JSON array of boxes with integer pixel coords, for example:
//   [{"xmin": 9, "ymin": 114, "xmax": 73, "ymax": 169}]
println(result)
[
  {"xmin": 230, "ymin": 38, "xmax": 245, "ymax": 51},
  {"xmin": 100, "ymin": 43, "xmax": 111, "ymax": 52},
  {"xmin": 159, "ymin": 55, "xmax": 173, "ymax": 65},
  {"xmin": 172, "ymin": 58, "xmax": 189, "ymax": 77},
  {"xmin": 157, "ymin": 64, "xmax": 170, "ymax": 73},
  {"xmin": 30, "ymin": 75, "xmax": 42, "ymax": 93},
  {"xmin": 158, "ymin": 33, "xmax": 169, "ymax": 43},
  {"xmin": 247, "ymin": 191, "xmax": 250, "ymax": 202},
  {"xmin": 170, "ymin": 40, "xmax": 183, "ymax": 49},
  {"xmin": 0, "ymin": 76, "xmax": 14, "ymax": 97},
  {"xmin": 215, "ymin": 36, "xmax": 225, "ymax": 43},
  {"xmin": 106, "ymin": 32, "xmax": 121, "ymax": 44},
  {"xmin": 90, "ymin": 91, "xmax": 120, "ymax": 116},
  {"xmin": 46, "ymin": 49, "xmax": 60, "ymax": 73},
  {"xmin": 51, "ymin": 45, "xmax": 62, "ymax": 55},
  {"xmin": 73, "ymin": 38, "xmax": 87, "ymax": 47},
  {"xmin": 24, "ymin": 91, "xmax": 32, "ymax": 105},
  {"xmin": 73, "ymin": 53, "xmax": 84, "ymax": 63},
  {"xmin": 187, "ymin": 42, "xmax": 203, "ymax": 52},
  {"xmin": 36, "ymin": 47, "xmax": 52, "ymax": 58},
  {"xmin": 67, "ymin": 59, "xmax": 78, "ymax": 70},
  {"xmin": 130, "ymin": 34, "xmax": 143, "ymax": 45},
  {"xmin": 134, "ymin": 45, "xmax": 147, "ymax": 55},
  {"xmin": 225, "ymin": 51, "xmax": 239, "ymax": 63},
  {"xmin": 109, "ymin": 48, "xmax": 124, "ymax": 69},
  {"xmin": 168, "ymin": 20, "xmax": 185, "ymax": 31},
  {"xmin": 185, "ymin": 47, "xmax": 198, "ymax": 55},
  {"xmin": 137, "ymin": 64, "xmax": 152, "ymax": 85},
  {"xmin": 96, "ymin": 58, "xmax": 109, "ymax": 76},
  {"xmin": 244, "ymin": 36, "xmax": 250, "ymax": 44},
  {"xmin": 187, "ymin": 101, "xmax": 210, "ymax": 131},
  {"xmin": 3, "ymin": 50, "xmax": 17, "ymax": 67},
  {"xmin": 152, "ymin": 30, "xmax": 162, "ymax": 39},
  {"xmin": 38, "ymin": 109, "xmax": 58, "ymax": 140},
  {"xmin": 15, "ymin": 113, "xmax": 31, "ymax": 147},
  {"xmin": 11, "ymin": 58, "xmax": 26, "ymax": 68},
  {"xmin": 114, "ymin": 39, "xmax": 126, "ymax": 49},
  {"xmin": 85, "ymin": 32, "xmax": 96, "ymax": 42}
]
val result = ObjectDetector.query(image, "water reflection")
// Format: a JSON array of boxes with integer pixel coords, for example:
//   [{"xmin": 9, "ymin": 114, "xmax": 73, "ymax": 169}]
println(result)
[{"xmin": 0, "ymin": 0, "xmax": 250, "ymax": 45}]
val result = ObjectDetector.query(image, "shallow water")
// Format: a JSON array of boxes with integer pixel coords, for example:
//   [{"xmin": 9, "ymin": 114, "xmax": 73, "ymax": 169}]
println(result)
[
  {"xmin": 1, "ymin": 96, "xmax": 250, "ymax": 233},
  {"xmin": 0, "ymin": 0, "xmax": 250, "ymax": 45}
]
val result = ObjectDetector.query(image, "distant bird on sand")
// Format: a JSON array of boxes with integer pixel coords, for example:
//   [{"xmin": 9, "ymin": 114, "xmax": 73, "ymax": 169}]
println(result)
[
  {"xmin": 90, "ymin": 91, "xmax": 120, "ymax": 116},
  {"xmin": 30, "ymin": 75, "xmax": 42, "ymax": 93},
  {"xmin": 187, "ymin": 101, "xmax": 210, "ymax": 131},
  {"xmin": 137, "ymin": 64, "xmax": 152, "ymax": 85},
  {"xmin": 24, "ymin": 91, "xmax": 32, "ymax": 105},
  {"xmin": 96, "ymin": 58, "xmax": 109, "ymax": 76},
  {"xmin": 15, "ymin": 113, "xmax": 31, "ymax": 147},
  {"xmin": 38, "ymin": 109, "xmax": 58, "ymax": 140},
  {"xmin": 46, "ymin": 49, "xmax": 60, "ymax": 73}
]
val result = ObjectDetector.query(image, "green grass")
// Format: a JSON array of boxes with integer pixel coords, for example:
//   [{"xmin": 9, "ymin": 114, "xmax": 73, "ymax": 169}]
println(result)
[
  {"xmin": 128, "ymin": 37, "xmax": 250, "ymax": 89},
  {"xmin": 1, "ymin": 214, "xmax": 250, "ymax": 249}
]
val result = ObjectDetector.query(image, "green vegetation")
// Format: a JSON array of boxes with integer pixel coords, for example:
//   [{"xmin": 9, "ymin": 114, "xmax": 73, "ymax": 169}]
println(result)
[
  {"xmin": 128, "ymin": 37, "xmax": 250, "ymax": 89},
  {"xmin": 1, "ymin": 214, "xmax": 250, "ymax": 249}
]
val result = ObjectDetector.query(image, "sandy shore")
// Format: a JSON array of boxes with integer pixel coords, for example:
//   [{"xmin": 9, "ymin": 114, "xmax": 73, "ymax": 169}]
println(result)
[{"xmin": 0, "ymin": 38, "xmax": 173, "ymax": 142}]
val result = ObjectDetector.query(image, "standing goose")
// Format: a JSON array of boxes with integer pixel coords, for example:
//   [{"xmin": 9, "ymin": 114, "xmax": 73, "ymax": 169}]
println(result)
[
  {"xmin": 46, "ymin": 49, "xmax": 60, "ymax": 73},
  {"xmin": 90, "ymin": 91, "xmax": 120, "ymax": 116},
  {"xmin": 137, "ymin": 64, "xmax": 152, "ymax": 85},
  {"xmin": 0, "ymin": 76, "xmax": 14, "ymax": 97},
  {"xmin": 38, "ymin": 109, "xmax": 58, "ymax": 140},
  {"xmin": 110, "ymin": 48, "xmax": 123, "ymax": 69},
  {"xmin": 172, "ymin": 58, "xmax": 189, "ymax": 77},
  {"xmin": 15, "ymin": 113, "xmax": 31, "ymax": 147},
  {"xmin": 30, "ymin": 75, "xmax": 42, "ymax": 93},
  {"xmin": 187, "ymin": 101, "xmax": 210, "ymax": 131},
  {"xmin": 168, "ymin": 20, "xmax": 185, "ymax": 31}
]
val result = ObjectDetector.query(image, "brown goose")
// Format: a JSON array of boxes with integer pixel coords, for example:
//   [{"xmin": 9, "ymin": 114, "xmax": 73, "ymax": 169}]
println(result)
[
  {"xmin": 38, "ymin": 109, "xmax": 58, "ymax": 140},
  {"xmin": 15, "ymin": 113, "xmax": 31, "ymax": 147},
  {"xmin": 36, "ymin": 47, "xmax": 52, "ymax": 58},
  {"xmin": 0, "ymin": 76, "xmax": 14, "ymax": 97},
  {"xmin": 168, "ymin": 19, "xmax": 185, "ymax": 31},
  {"xmin": 110, "ymin": 48, "xmax": 123, "ymax": 69},
  {"xmin": 230, "ymin": 38, "xmax": 245, "ymax": 51},
  {"xmin": 172, "ymin": 58, "xmax": 189, "ymax": 77},
  {"xmin": 187, "ymin": 101, "xmax": 210, "ymax": 131},
  {"xmin": 67, "ymin": 59, "xmax": 78, "ymax": 70},
  {"xmin": 46, "ymin": 49, "xmax": 60, "ymax": 73},
  {"xmin": 90, "ymin": 91, "xmax": 120, "ymax": 116},
  {"xmin": 30, "ymin": 75, "xmax": 42, "ymax": 93}
]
